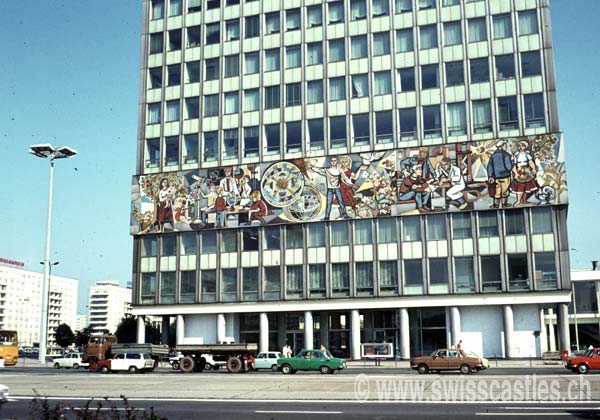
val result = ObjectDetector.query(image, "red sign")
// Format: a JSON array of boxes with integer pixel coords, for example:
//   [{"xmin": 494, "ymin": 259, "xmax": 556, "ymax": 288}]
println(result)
[{"xmin": 0, "ymin": 258, "xmax": 25, "ymax": 267}]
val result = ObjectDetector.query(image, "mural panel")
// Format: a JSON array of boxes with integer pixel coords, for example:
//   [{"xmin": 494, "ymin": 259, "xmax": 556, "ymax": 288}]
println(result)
[{"xmin": 130, "ymin": 134, "xmax": 567, "ymax": 235}]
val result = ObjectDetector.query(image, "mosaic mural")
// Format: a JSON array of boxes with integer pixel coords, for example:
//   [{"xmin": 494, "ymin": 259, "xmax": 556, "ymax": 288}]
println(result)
[{"xmin": 130, "ymin": 134, "xmax": 567, "ymax": 234}]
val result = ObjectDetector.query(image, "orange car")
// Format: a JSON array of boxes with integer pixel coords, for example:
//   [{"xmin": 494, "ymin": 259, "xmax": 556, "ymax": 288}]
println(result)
[
  {"xmin": 565, "ymin": 348, "xmax": 600, "ymax": 374},
  {"xmin": 411, "ymin": 349, "xmax": 489, "ymax": 374}
]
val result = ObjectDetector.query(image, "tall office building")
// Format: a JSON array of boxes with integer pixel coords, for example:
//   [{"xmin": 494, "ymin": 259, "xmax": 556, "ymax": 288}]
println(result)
[
  {"xmin": 131, "ymin": 0, "xmax": 570, "ymax": 358},
  {"xmin": 88, "ymin": 281, "xmax": 132, "ymax": 333}
]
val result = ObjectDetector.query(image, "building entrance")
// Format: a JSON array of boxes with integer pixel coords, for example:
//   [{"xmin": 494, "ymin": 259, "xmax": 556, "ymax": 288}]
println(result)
[{"xmin": 409, "ymin": 308, "xmax": 447, "ymax": 357}]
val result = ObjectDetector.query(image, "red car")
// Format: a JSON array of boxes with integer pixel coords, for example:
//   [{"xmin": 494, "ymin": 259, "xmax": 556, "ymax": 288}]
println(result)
[{"xmin": 565, "ymin": 348, "xmax": 600, "ymax": 374}]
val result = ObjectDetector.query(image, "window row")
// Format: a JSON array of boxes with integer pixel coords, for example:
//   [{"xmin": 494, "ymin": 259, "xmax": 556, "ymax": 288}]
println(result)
[
  {"xmin": 140, "ymin": 207, "xmax": 555, "ymax": 257},
  {"xmin": 148, "ymin": 10, "xmax": 538, "ymax": 54},
  {"xmin": 139, "ymin": 251, "xmax": 559, "ymax": 304}
]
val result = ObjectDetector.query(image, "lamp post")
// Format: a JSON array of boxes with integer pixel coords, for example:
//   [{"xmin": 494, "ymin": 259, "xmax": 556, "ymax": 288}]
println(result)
[{"xmin": 29, "ymin": 144, "xmax": 77, "ymax": 365}]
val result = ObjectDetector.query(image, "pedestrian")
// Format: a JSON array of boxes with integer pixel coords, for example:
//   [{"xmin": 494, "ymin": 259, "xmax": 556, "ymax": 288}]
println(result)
[
  {"xmin": 456, "ymin": 340, "xmax": 462, "ymax": 351},
  {"xmin": 319, "ymin": 344, "xmax": 326, "ymax": 351}
]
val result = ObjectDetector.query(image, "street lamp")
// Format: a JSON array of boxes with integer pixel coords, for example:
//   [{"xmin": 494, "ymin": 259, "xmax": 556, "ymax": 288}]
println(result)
[{"xmin": 29, "ymin": 144, "xmax": 77, "ymax": 365}]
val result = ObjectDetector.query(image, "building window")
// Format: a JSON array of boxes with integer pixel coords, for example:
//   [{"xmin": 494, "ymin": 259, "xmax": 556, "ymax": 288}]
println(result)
[
  {"xmin": 307, "ymin": 80, "xmax": 323, "ymax": 103},
  {"xmin": 375, "ymin": 111, "xmax": 393, "ymax": 144},
  {"xmin": 264, "ymin": 267, "xmax": 281, "ymax": 300},
  {"xmin": 472, "ymin": 99, "xmax": 492, "ymax": 133},
  {"xmin": 206, "ymin": 22, "xmax": 220, "ymax": 45},
  {"xmin": 149, "ymin": 67, "xmax": 162, "ymax": 89},
  {"xmin": 498, "ymin": 96, "xmax": 519, "ymax": 131},
  {"xmin": 223, "ymin": 129, "xmax": 238, "ymax": 159},
  {"xmin": 265, "ymin": 48, "xmax": 279, "ymax": 71},
  {"xmin": 307, "ymin": 5, "xmax": 323, "ymax": 27},
  {"xmin": 244, "ymin": 52, "xmax": 259, "ymax": 75},
  {"xmin": 265, "ymin": 12, "xmax": 280, "ymax": 34},
  {"xmin": 423, "ymin": 105, "xmax": 442, "ymax": 138},
  {"xmin": 445, "ymin": 61, "xmax": 464, "ymax": 86},
  {"xmin": 205, "ymin": 58, "xmax": 219, "ymax": 81},
  {"xmin": 455, "ymin": 257, "xmax": 475, "ymax": 293},
  {"xmin": 207, "ymin": 0, "xmax": 219, "ymax": 9},
  {"xmin": 478, "ymin": 212, "xmax": 498, "ymax": 237},
  {"xmin": 374, "ymin": 71, "xmax": 392, "ymax": 95},
  {"xmin": 141, "ymin": 236, "xmax": 157, "ymax": 257},
  {"xmin": 330, "ymin": 116, "xmax": 347, "ymax": 148},
  {"xmin": 168, "ymin": 31, "xmax": 181, "ymax": 51},
  {"xmin": 169, "ymin": 0, "xmax": 182, "ymax": 16},
  {"xmin": 427, "ymin": 214, "xmax": 446, "ymax": 240},
  {"xmin": 224, "ymin": 92, "xmax": 239, "ymax": 114},
  {"xmin": 495, "ymin": 54, "xmax": 515, "ymax": 80},
  {"xmin": 329, "ymin": 39, "xmax": 345, "ymax": 62},
  {"xmin": 224, "ymin": 55, "xmax": 239, "ymax": 78},
  {"xmin": 399, "ymin": 108, "xmax": 417, "ymax": 140},
  {"xmin": 286, "ymin": 9, "xmax": 301, "ymax": 31},
  {"xmin": 396, "ymin": 0, "xmax": 412, "ymax": 13},
  {"xmin": 160, "ymin": 272, "xmax": 176, "ymax": 304},
  {"xmin": 221, "ymin": 269, "xmax": 237, "ymax": 302},
  {"xmin": 226, "ymin": 19, "xmax": 240, "ymax": 41},
  {"xmin": 149, "ymin": 33, "xmax": 163, "ymax": 54},
  {"xmin": 201, "ymin": 231, "xmax": 217, "ymax": 253},
  {"xmin": 421, "ymin": 64, "xmax": 439, "ymax": 89},
  {"xmin": 397, "ymin": 68, "xmax": 415, "ymax": 92},
  {"xmin": 329, "ymin": 77, "xmax": 346, "ymax": 100},
  {"xmin": 352, "ymin": 113, "xmax": 370, "ymax": 146},
  {"xmin": 183, "ymin": 134, "xmax": 198, "ymax": 163},
  {"xmin": 286, "ymin": 83, "xmax": 301, "ymax": 106},
  {"xmin": 521, "ymin": 51, "xmax": 542, "ymax": 77},
  {"xmin": 350, "ymin": 0, "xmax": 367, "ymax": 20},
  {"xmin": 508, "ymin": 253, "xmax": 529, "ymax": 291},
  {"xmin": 493, "ymin": 14, "xmax": 512, "ymax": 39},
  {"xmin": 351, "ymin": 35, "xmax": 368, "ymax": 59},
  {"xmin": 145, "ymin": 138, "xmax": 160, "ymax": 167},
  {"xmin": 204, "ymin": 94, "xmax": 219, "ymax": 117},
  {"xmin": 420, "ymin": 25, "xmax": 438, "ymax": 49},
  {"xmin": 264, "ymin": 124, "xmax": 280, "ymax": 154},
  {"xmin": 265, "ymin": 85, "xmax": 280, "ymax": 109},
  {"xmin": 309, "ymin": 265, "xmax": 326, "ymax": 296},
  {"xmin": 308, "ymin": 119, "xmax": 324, "ymax": 150},
  {"xmin": 373, "ymin": 0, "xmax": 389, "ymax": 16},
  {"xmin": 244, "ymin": 89, "xmax": 259, "ymax": 112},
  {"xmin": 264, "ymin": 226, "xmax": 281, "ymax": 250},
  {"xmin": 443, "ymin": 21, "xmax": 462, "ymax": 46},
  {"xmin": 285, "ymin": 46, "xmax": 301, "ymax": 69},
  {"xmin": 166, "ymin": 100, "xmax": 180, "ymax": 122},
  {"xmin": 331, "ymin": 263, "xmax": 349, "ymax": 295},
  {"xmin": 286, "ymin": 266, "xmax": 303, "ymax": 296},
  {"xmin": 505, "ymin": 209, "xmax": 525, "ymax": 235},
  {"xmin": 531, "ymin": 207, "xmax": 553, "ymax": 234},
  {"xmin": 404, "ymin": 260, "xmax": 423, "ymax": 290},
  {"xmin": 286, "ymin": 122, "xmax": 302, "ymax": 152},
  {"xmin": 481, "ymin": 255, "xmax": 502, "ymax": 292},
  {"xmin": 403, "ymin": 217, "xmax": 421, "ymax": 241},
  {"xmin": 447, "ymin": 102, "xmax": 466, "ymax": 136},
  {"xmin": 286, "ymin": 225, "xmax": 303, "ymax": 248},
  {"xmin": 534, "ymin": 253, "xmax": 557, "ymax": 290},
  {"xmin": 429, "ymin": 258, "xmax": 449, "ymax": 291},
  {"xmin": 245, "ymin": 15, "xmax": 259, "ymax": 38},
  {"xmin": 187, "ymin": 0, "xmax": 201, "ymax": 12},
  {"xmin": 470, "ymin": 58, "xmax": 489, "ymax": 83},
  {"xmin": 164, "ymin": 136, "xmax": 179, "ymax": 166},
  {"xmin": 377, "ymin": 218, "xmax": 397, "ymax": 243},
  {"xmin": 200, "ymin": 270, "xmax": 216, "ymax": 302},
  {"xmin": 356, "ymin": 262, "xmax": 374, "ymax": 294},
  {"xmin": 180, "ymin": 271, "xmax": 196, "ymax": 303},
  {"xmin": 331, "ymin": 221, "xmax": 349, "ymax": 246},
  {"xmin": 187, "ymin": 26, "xmax": 201, "ymax": 47},
  {"xmin": 242, "ymin": 268, "xmax": 259, "ymax": 301},
  {"xmin": 328, "ymin": 1, "xmax": 344, "ymax": 23},
  {"xmin": 244, "ymin": 126, "xmax": 259, "ymax": 157},
  {"xmin": 352, "ymin": 74, "xmax": 369, "ymax": 98},
  {"xmin": 151, "ymin": 0, "xmax": 164, "ymax": 20},
  {"xmin": 518, "ymin": 10, "xmax": 538, "ymax": 35},
  {"xmin": 141, "ymin": 273, "xmax": 157, "ymax": 304},
  {"xmin": 147, "ymin": 103, "xmax": 161, "ymax": 124},
  {"xmin": 419, "ymin": 0, "xmax": 435, "ymax": 9},
  {"xmin": 524, "ymin": 93, "xmax": 545, "ymax": 128},
  {"xmin": 242, "ymin": 227, "xmax": 259, "ymax": 251},
  {"xmin": 379, "ymin": 261, "xmax": 398, "ymax": 292},
  {"xmin": 203, "ymin": 132, "xmax": 218, "ymax": 162},
  {"xmin": 307, "ymin": 42, "xmax": 323, "ymax": 65},
  {"xmin": 354, "ymin": 219, "xmax": 373, "ymax": 244},
  {"xmin": 308, "ymin": 223, "xmax": 326, "ymax": 247},
  {"xmin": 468, "ymin": 17, "xmax": 487, "ymax": 42},
  {"xmin": 185, "ymin": 97, "xmax": 199, "ymax": 119},
  {"xmin": 452, "ymin": 213, "xmax": 472, "ymax": 239},
  {"xmin": 396, "ymin": 29, "xmax": 414, "ymax": 52},
  {"xmin": 186, "ymin": 61, "xmax": 200, "ymax": 83}
]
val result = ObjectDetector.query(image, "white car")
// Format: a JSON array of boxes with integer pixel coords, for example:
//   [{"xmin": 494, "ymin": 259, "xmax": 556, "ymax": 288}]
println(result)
[
  {"xmin": 253, "ymin": 352, "xmax": 282, "ymax": 371},
  {"xmin": 99, "ymin": 353, "xmax": 155, "ymax": 374},
  {"xmin": 0, "ymin": 384, "xmax": 8, "ymax": 404},
  {"xmin": 53, "ymin": 352, "xmax": 89, "ymax": 369}
]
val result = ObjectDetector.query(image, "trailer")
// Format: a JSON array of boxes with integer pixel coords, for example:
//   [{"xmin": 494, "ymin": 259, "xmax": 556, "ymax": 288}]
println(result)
[{"xmin": 175, "ymin": 343, "xmax": 258, "ymax": 373}]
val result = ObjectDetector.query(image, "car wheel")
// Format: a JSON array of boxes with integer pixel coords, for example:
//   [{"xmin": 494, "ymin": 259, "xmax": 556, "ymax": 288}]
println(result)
[
  {"xmin": 171, "ymin": 361, "xmax": 179, "ymax": 370},
  {"xmin": 212, "ymin": 364, "xmax": 220, "ymax": 371},
  {"xmin": 54, "ymin": 363, "xmax": 60, "ymax": 369},
  {"xmin": 578, "ymin": 364, "xmax": 589, "ymax": 374},
  {"xmin": 320, "ymin": 366, "xmax": 332, "ymax": 375},
  {"xmin": 281, "ymin": 364, "xmax": 293, "ymax": 374},
  {"xmin": 73, "ymin": 363, "xmax": 80, "ymax": 370},
  {"xmin": 100, "ymin": 365, "xmax": 110, "ymax": 374},
  {"xmin": 129, "ymin": 366, "xmax": 139, "ymax": 374},
  {"xmin": 179, "ymin": 357, "xmax": 195, "ymax": 373},
  {"xmin": 460, "ymin": 364, "xmax": 471, "ymax": 375},
  {"xmin": 271, "ymin": 364, "xmax": 279, "ymax": 372},
  {"xmin": 417, "ymin": 364, "xmax": 429, "ymax": 375}
]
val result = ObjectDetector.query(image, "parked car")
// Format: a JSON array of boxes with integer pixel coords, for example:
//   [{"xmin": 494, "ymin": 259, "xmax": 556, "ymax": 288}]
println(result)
[
  {"xmin": 277, "ymin": 349, "xmax": 346, "ymax": 374},
  {"xmin": 53, "ymin": 352, "xmax": 89, "ymax": 369},
  {"xmin": 565, "ymin": 348, "xmax": 600, "ymax": 374},
  {"xmin": 411, "ymin": 349, "xmax": 488, "ymax": 374},
  {"xmin": 95, "ymin": 353, "xmax": 155, "ymax": 374},
  {"xmin": 0, "ymin": 384, "xmax": 8, "ymax": 404},
  {"xmin": 253, "ymin": 352, "xmax": 282, "ymax": 371}
]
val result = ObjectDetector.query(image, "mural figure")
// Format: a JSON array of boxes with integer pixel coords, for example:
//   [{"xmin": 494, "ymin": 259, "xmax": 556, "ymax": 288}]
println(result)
[
  {"xmin": 219, "ymin": 167, "xmax": 239, "ymax": 206},
  {"xmin": 338, "ymin": 156, "xmax": 367, "ymax": 216},
  {"xmin": 214, "ymin": 187, "xmax": 227, "ymax": 228},
  {"xmin": 436, "ymin": 157, "xmax": 467, "ymax": 210},
  {"xmin": 310, "ymin": 156, "xmax": 353, "ymax": 220},
  {"xmin": 511, "ymin": 140, "xmax": 539, "ymax": 206},
  {"xmin": 486, "ymin": 140, "xmax": 514, "ymax": 209},
  {"xmin": 156, "ymin": 177, "xmax": 175, "ymax": 232},
  {"xmin": 238, "ymin": 175, "xmax": 253, "ymax": 207},
  {"xmin": 397, "ymin": 164, "xmax": 433, "ymax": 213},
  {"xmin": 247, "ymin": 190, "xmax": 268, "ymax": 225},
  {"xmin": 400, "ymin": 147, "xmax": 436, "ymax": 209},
  {"xmin": 200, "ymin": 182, "xmax": 217, "ymax": 225}
]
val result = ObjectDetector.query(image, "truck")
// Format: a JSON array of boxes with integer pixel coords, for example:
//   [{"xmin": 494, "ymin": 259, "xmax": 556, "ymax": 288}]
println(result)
[
  {"xmin": 83, "ymin": 335, "xmax": 169, "ymax": 368},
  {"xmin": 175, "ymin": 343, "xmax": 258, "ymax": 373}
]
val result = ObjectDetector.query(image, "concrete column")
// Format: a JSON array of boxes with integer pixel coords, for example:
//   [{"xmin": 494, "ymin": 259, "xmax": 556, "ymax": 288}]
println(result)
[
  {"xmin": 539, "ymin": 307, "xmax": 548, "ymax": 354},
  {"xmin": 304, "ymin": 311, "xmax": 314, "ymax": 350},
  {"xmin": 557, "ymin": 303, "xmax": 571, "ymax": 353},
  {"xmin": 450, "ymin": 306, "xmax": 461, "ymax": 347},
  {"xmin": 216, "ymin": 314, "xmax": 226, "ymax": 343},
  {"xmin": 503, "ymin": 305, "xmax": 514, "ymax": 358},
  {"xmin": 319, "ymin": 311, "xmax": 329, "ymax": 349},
  {"xmin": 350, "ymin": 309, "xmax": 361, "ymax": 360},
  {"xmin": 548, "ymin": 308, "xmax": 557, "ymax": 351},
  {"xmin": 161, "ymin": 315, "xmax": 170, "ymax": 345},
  {"xmin": 259, "ymin": 313, "xmax": 269, "ymax": 353},
  {"xmin": 136, "ymin": 315, "xmax": 146, "ymax": 344},
  {"xmin": 176, "ymin": 315, "xmax": 185, "ymax": 346},
  {"xmin": 399, "ymin": 308, "xmax": 410, "ymax": 359},
  {"xmin": 277, "ymin": 313, "xmax": 286, "ymax": 350}
]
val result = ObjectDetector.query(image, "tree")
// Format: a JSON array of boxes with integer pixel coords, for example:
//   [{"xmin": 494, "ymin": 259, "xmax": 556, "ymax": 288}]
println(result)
[
  {"xmin": 75, "ymin": 326, "xmax": 93, "ymax": 348},
  {"xmin": 115, "ymin": 315, "xmax": 162, "ymax": 344},
  {"xmin": 54, "ymin": 324, "xmax": 75, "ymax": 348}
]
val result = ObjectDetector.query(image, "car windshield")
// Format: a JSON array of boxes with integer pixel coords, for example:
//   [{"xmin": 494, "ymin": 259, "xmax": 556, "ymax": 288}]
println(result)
[
  {"xmin": 324, "ymin": 351, "xmax": 333, "ymax": 358},
  {"xmin": 429, "ymin": 350, "xmax": 438, "ymax": 357},
  {"xmin": 584, "ymin": 349, "xmax": 594, "ymax": 357}
]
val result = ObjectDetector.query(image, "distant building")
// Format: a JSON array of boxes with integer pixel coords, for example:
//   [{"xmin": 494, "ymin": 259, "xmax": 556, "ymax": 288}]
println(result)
[
  {"xmin": 75, "ymin": 313, "xmax": 89, "ymax": 332},
  {"xmin": 88, "ymin": 281, "xmax": 132, "ymax": 334},
  {"xmin": 0, "ymin": 263, "xmax": 77, "ymax": 347}
]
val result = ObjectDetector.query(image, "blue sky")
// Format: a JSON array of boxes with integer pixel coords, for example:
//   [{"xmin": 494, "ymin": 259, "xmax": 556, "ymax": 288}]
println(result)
[{"xmin": 0, "ymin": 1, "xmax": 598, "ymax": 314}]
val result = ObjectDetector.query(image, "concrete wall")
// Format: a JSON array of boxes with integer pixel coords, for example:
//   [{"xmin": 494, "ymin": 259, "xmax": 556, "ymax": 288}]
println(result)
[
  {"xmin": 512, "ymin": 304, "xmax": 541, "ymax": 358},
  {"xmin": 460, "ymin": 306, "xmax": 503, "ymax": 358}
]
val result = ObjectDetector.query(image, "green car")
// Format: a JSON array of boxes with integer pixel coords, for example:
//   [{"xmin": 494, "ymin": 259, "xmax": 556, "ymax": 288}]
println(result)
[{"xmin": 277, "ymin": 349, "xmax": 346, "ymax": 374}]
